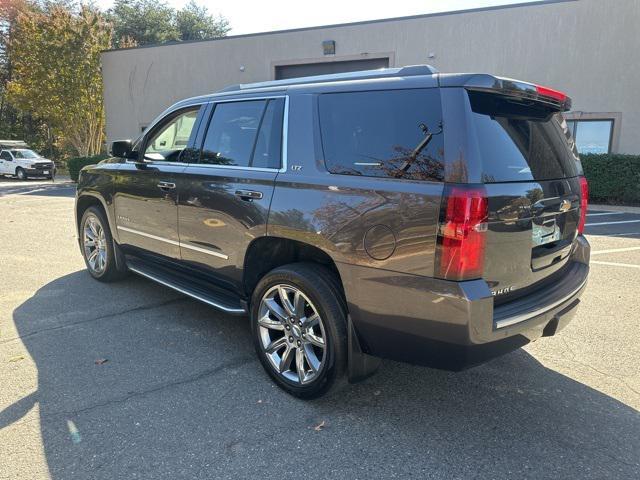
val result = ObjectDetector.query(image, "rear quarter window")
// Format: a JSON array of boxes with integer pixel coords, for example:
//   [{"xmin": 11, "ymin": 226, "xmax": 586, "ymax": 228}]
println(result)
[{"xmin": 318, "ymin": 88, "xmax": 444, "ymax": 182}]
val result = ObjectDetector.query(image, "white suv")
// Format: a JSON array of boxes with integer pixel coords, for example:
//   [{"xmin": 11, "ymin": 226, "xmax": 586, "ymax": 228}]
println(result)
[{"xmin": 0, "ymin": 143, "xmax": 55, "ymax": 180}]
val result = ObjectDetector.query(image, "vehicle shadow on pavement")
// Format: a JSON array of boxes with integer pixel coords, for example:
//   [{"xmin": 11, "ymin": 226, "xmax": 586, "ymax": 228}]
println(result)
[
  {"xmin": 3, "ymin": 270, "xmax": 639, "ymax": 479},
  {"xmin": 0, "ymin": 179, "xmax": 75, "ymax": 198}
]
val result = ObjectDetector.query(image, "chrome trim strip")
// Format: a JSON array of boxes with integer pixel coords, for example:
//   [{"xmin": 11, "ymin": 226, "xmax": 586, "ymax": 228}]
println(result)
[
  {"xmin": 282, "ymin": 95, "xmax": 289, "ymax": 174},
  {"xmin": 117, "ymin": 225, "xmax": 180, "ymax": 246},
  {"xmin": 185, "ymin": 163, "xmax": 279, "ymax": 173},
  {"xmin": 495, "ymin": 275, "xmax": 588, "ymax": 329},
  {"xmin": 117, "ymin": 225, "xmax": 229, "ymax": 260},
  {"xmin": 128, "ymin": 266, "xmax": 245, "ymax": 314},
  {"xmin": 180, "ymin": 241, "xmax": 229, "ymax": 260}
]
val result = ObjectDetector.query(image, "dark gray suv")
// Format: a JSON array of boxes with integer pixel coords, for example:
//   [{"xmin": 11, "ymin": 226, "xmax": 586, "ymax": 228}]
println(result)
[{"xmin": 75, "ymin": 65, "xmax": 590, "ymax": 398}]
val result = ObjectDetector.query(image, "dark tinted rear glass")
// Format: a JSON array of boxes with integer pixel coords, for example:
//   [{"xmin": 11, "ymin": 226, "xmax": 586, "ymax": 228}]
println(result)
[
  {"xmin": 319, "ymin": 89, "xmax": 444, "ymax": 181},
  {"xmin": 468, "ymin": 91, "xmax": 582, "ymax": 183}
]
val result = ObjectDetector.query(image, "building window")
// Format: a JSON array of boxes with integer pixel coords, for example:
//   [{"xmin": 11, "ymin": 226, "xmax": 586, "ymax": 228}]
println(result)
[{"xmin": 565, "ymin": 118, "xmax": 614, "ymax": 154}]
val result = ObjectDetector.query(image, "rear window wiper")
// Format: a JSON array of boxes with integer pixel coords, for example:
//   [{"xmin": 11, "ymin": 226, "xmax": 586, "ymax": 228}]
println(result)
[{"xmin": 397, "ymin": 121, "xmax": 442, "ymax": 176}]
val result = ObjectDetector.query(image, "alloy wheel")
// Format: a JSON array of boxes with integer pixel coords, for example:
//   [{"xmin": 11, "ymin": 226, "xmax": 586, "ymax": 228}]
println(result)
[
  {"xmin": 257, "ymin": 284, "xmax": 327, "ymax": 384},
  {"xmin": 83, "ymin": 214, "xmax": 107, "ymax": 274}
]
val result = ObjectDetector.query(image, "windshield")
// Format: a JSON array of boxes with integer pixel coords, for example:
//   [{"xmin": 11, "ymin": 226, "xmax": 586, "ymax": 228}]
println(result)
[{"xmin": 11, "ymin": 149, "xmax": 40, "ymax": 159}]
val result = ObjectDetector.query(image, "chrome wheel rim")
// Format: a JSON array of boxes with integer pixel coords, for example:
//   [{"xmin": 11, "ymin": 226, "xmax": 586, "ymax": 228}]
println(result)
[
  {"xmin": 83, "ymin": 215, "xmax": 107, "ymax": 274},
  {"xmin": 257, "ymin": 284, "xmax": 326, "ymax": 384}
]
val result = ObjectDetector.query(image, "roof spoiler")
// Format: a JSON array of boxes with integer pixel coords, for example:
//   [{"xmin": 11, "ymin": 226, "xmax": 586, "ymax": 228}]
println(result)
[{"xmin": 439, "ymin": 73, "xmax": 571, "ymax": 111}]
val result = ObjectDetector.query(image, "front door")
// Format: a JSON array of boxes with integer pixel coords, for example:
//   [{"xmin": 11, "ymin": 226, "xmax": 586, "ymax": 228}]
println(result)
[
  {"xmin": 113, "ymin": 105, "xmax": 203, "ymax": 260},
  {"xmin": 178, "ymin": 97, "xmax": 286, "ymax": 290},
  {"xmin": 0, "ymin": 150, "xmax": 13, "ymax": 175}
]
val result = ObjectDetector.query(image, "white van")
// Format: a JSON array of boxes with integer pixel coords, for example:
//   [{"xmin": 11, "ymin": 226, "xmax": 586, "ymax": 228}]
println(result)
[{"xmin": 0, "ymin": 141, "xmax": 55, "ymax": 180}]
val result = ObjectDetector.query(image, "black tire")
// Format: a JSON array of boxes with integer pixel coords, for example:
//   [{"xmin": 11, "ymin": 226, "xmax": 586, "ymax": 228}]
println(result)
[
  {"xmin": 80, "ymin": 206, "xmax": 128, "ymax": 282},
  {"xmin": 15, "ymin": 167, "xmax": 26, "ymax": 180},
  {"xmin": 250, "ymin": 263, "xmax": 348, "ymax": 399}
]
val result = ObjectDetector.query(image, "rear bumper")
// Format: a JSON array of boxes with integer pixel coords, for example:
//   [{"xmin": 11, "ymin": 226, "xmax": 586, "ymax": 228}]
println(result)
[{"xmin": 339, "ymin": 236, "xmax": 590, "ymax": 371}]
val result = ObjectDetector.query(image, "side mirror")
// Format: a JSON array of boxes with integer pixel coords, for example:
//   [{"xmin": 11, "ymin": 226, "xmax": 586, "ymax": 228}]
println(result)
[{"xmin": 110, "ymin": 140, "xmax": 134, "ymax": 158}]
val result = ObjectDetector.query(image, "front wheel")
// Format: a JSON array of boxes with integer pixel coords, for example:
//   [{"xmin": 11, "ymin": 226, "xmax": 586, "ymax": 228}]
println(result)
[
  {"xmin": 250, "ymin": 263, "xmax": 348, "ymax": 399},
  {"xmin": 15, "ymin": 167, "xmax": 26, "ymax": 180},
  {"xmin": 80, "ymin": 206, "xmax": 127, "ymax": 282}
]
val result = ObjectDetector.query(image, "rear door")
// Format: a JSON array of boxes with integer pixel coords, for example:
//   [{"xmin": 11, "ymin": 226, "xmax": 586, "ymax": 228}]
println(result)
[
  {"xmin": 177, "ymin": 96, "xmax": 286, "ymax": 291},
  {"xmin": 113, "ymin": 105, "xmax": 203, "ymax": 260},
  {"xmin": 444, "ymin": 88, "xmax": 584, "ymax": 301}
]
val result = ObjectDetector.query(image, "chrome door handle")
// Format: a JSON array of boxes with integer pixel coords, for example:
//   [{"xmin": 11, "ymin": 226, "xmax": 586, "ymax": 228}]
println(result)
[
  {"xmin": 157, "ymin": 181, "xmax": 176, "ymax": 190},
  {"xmin": 235, "ymin": 189, "xmax": 263, "ymax": 200}
]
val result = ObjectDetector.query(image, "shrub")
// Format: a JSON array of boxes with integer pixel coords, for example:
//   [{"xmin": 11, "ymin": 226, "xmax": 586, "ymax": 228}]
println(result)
[
  {"xmin": 580, "ymin": 154, "xmax": 640, "ymax": 205},
  {"xmin": 67, "ymin": 154, "xmax": 109, "ymax": 182}
]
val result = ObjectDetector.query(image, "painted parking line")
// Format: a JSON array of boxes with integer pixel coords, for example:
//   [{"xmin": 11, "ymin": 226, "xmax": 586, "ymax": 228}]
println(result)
[
  {"xmin": 593, "ymin": 232, "xmax": 640, "ymax": 237},
  {"xmin": 585, "ymin": 219, "xmax": 640, "ymax": 227},
  {"xmin": 591, "ymin": 246, "xmax": 640, "ymax": 255},
  {"xmin": 591, "ymin": 260, "xmax": 640, "ymax": 269},
  {"xmin": 586, "ymin": 212, "xmax": 625, "ymax": 217}
]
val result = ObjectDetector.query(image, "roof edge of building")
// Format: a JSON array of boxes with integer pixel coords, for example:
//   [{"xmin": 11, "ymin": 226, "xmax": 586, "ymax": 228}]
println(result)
[{"xmin": 102, "ymin": 0, "xmax": 577, "ymax": 54}]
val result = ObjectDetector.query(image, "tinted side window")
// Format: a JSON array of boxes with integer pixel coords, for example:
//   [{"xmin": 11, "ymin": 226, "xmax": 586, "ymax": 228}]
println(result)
[
  {"xmin": 202, "ymin": 99, "xmax": 281, "ymax": 168},
  {"xmin": 144, "ymin": 107, "xmax": 200, "ymax": 162},
  {"xmin": 318, "ymin": 89, "xmax": 444, "ymax": 181},
  {"xmin": 0, "ymin": 151, "xmax": 11, "ymax": 161},
  {"xmin": 252, "ymin": 98, "xmax": 284, "ymax": 169}
]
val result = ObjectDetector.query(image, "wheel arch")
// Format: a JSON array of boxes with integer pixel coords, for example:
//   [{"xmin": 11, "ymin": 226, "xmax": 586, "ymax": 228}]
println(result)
[
  {"xmin": 75, "ymin": 193, "xmax": 113, "ymax": 239},
  {"xmin": 243, "ymin": 236, "xmax": 346, "ymax": 303}
]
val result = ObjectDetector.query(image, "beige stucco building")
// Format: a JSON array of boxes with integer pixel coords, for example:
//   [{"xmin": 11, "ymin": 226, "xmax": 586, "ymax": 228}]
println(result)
[{"xmin": 101, "ymin": 0, "xmax": 640, "ymax": 154}]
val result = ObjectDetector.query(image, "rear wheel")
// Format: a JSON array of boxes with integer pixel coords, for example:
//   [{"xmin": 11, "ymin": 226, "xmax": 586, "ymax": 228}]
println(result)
[
  {"xmin": 80, "ymin": 206, "xmax": 127, "ymax": 282},
  {"xmin": 15, "ymin": 167, "xmax": 26, "ymax": 180},
  {"xmin": 250, "ymin": 263, "xmax": 347, "ymax": 399}
]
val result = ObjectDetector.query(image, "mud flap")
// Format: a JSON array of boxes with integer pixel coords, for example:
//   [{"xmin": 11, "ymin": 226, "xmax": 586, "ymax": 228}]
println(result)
[
  {"xmin": 112, "ymin": 239, "xmax": 128, "ymax": 273},
  {"xmin": 348, "ymin": 314, "xmax": 381, "ymax": 383}
]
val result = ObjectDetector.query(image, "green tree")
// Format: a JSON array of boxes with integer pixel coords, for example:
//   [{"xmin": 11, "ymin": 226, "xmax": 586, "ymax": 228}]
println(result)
[
  {"xmin": 108, "ymin": 0, "xmax": 176, "ymax": 48},
  {"xmin": 7, "ymin": 4, "xmax": 112, "ymax": 156},
  {"xmin": 176, "ymin": 1, "xmax": 229, "ymax": 41},
  {"xmin": 108, "ymin": 0, "xmax": 229, "ymax": 48}
]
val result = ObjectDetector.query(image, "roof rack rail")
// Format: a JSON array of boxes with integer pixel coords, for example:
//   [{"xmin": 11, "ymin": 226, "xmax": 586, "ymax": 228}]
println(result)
[{"xmin": 217, "ymin": 64, "xmax": 439, "ymax": 93}]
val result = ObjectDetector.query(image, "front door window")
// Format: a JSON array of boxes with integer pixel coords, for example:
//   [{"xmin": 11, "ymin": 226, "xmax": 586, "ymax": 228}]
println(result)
[{"xmin": 143, "ymin": 108, "xmax": 199, "ymax": 162}]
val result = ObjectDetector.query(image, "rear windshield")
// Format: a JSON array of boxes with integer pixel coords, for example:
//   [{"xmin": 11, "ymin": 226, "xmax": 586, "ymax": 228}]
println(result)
[
  {"xmin": 468, "ymin": 91, "xmax": 582, "ymax": 183},
  {"xmin": 319, "ymin": 88, "xmax": 444, "ymax": 182}
]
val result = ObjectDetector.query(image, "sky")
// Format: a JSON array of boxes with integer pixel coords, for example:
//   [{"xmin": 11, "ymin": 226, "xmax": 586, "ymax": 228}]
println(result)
[{"xmin": 98, "ymin": 0, "xmax": 540, "ymax": 36}]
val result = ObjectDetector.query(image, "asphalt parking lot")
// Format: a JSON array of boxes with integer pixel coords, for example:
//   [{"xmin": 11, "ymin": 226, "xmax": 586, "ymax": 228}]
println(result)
[{"xmin": 1, "ymin": 178, "xmax": 639, "ymax": 480}]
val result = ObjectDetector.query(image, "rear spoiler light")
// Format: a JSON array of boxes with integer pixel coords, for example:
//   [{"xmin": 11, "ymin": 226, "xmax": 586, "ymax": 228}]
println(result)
[{"xmin": 441, "ymin": 74, "xmax": 572, "ymax": 112}]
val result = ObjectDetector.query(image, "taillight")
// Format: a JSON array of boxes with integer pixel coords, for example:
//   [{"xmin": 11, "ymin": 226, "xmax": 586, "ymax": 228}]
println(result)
[
  {"xmin": 436, "ymin": 185, "xmax": 489, "ymax": 281},
  {"xmin": 578, "ymin": 176, "xmax": 589, "ymax": 235}
]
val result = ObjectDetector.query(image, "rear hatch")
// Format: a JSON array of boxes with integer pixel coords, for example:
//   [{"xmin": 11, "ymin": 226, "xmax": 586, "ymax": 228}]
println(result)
[{"xmin": 438, "ymin": 76, "xmax": 587, "ymax": 304}]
